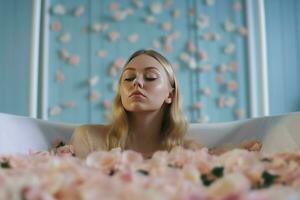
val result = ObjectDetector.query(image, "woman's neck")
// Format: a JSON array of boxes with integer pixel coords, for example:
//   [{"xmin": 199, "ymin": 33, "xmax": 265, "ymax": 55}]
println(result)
[{"xmin": 126, "ymin": 109, "xmax": 165, "ymax": 153}]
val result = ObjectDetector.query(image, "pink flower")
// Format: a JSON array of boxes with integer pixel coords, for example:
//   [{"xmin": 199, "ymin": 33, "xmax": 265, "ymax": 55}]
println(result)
[
  {"xmin": 51, "ymin": 21, "xmax": 62, "ymax": 32},
  {"xmin": 187, "ymin": 39, "xmax": 196, "ymax": 53},
  {"xmin": 161, "ymin": 22, "xmax": 172, "ymax": 31},
  {"xmin": 68, "ymin": 55, "xmax": 80, "ymax": 65},
  {"xmin": 56, "ymin": 145, "xmax": 75, "ymax": 157},
  {"xmin": 108, "ymin": 31, "xmax": 120, "ymax": 42},
  {"xmin": 192, "ymin": 102, "xmax": 203, "ymax": 110},
  {"xmin": 227, "ymin": 80, "xmax": 238, "ymax": 91}
]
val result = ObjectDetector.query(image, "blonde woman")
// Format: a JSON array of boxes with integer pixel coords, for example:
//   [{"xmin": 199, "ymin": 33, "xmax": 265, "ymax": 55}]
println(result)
[
  {"xmin": 71, "ymin": 49, "xmax": 260, "ymax": 159},
  {"xmin": 71, "ymin": 49, "xmax": 201, "ymax": 159}
]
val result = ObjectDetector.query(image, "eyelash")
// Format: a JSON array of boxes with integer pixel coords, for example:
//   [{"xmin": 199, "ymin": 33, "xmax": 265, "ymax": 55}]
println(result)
[{"xmin": 124, "ymin": 77, "xmax": 157, "ymax": 81}]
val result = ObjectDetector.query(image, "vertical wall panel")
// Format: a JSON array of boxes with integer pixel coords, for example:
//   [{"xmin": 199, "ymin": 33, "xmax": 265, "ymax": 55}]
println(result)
[
  {"xmin": 0, "ymin": 0, "xmax": 32, "ymax": 116},
  {"xmin": 265, "ymin": 0, "xmax": 300, "ymax": 115},
  {"xmin": 48, "ymin": 0, "xmax": 90, "ymax": 123}
]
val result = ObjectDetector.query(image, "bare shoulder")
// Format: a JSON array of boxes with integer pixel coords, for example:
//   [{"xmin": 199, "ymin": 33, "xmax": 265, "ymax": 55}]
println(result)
[
  {"xmin": 183, "ymin": 137, "xmax": 204, "ymax": 150},
  {"xmin": 73, "ymin": 124, "xmax": 111, "ymax": 139},
  {"xmin": 71, "ymin": 124, "xmax": 111, "ymax": 159}
]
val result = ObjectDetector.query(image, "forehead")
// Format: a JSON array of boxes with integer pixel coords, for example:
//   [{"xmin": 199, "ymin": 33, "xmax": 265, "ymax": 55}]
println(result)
[{"xmin": 123, "ymin": 54, "xmax": 164, "ymax": 72}]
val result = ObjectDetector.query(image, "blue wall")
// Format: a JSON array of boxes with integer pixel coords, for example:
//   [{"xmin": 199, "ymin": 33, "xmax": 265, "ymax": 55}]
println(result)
[
  {"xmin": 1, "ymin": 0, "xmax": 299, "ymax": 122},
  {"xmin": 47, "ymin": 0, "xmax": 249, "ymax": 123},
  {"xmin": 0, "ymin": 0, "xmax": 32, "ymax": 116},
  {"xmin": 265, "ymin": 0, "xmax": 300, "ymax": 115}
]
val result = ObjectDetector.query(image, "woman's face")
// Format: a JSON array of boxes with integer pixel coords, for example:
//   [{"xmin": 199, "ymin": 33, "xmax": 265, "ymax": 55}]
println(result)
[{"xmin": 119, "ymin": 54, "xmax": 173, "ymax": 112}]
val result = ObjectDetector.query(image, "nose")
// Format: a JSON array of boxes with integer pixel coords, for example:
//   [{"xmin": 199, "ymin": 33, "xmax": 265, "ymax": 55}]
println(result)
[{"xmin": 133, "ymin": 76, "xmax": 143, "ymax": 88}]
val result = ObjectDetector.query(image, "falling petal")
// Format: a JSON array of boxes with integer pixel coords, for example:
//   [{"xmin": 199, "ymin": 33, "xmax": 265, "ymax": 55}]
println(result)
[
  {"xmin": 170, "ymin": 31, "xmax": 181, "ymax": 39},
  {"xmin": 58, "ymin": 48, "xmax": 69, "ymax": 60},
  {"xmin": 198, "ymin": 64, "xmax": 212, "ymax": 72},
  {"xmin": 64, "ymin": 100, "xmax": 76, "ymax": 108},
  {"xmin": 228, "ymin": 61, "xmax": 239, "ymax": 72},
  {"xmin": 212, "ymin": 33, "xmax": 222, "ymax": 41},
  {"xmin": 112, "ymin": 81, "xmax": 118, "ymax": 92},
  {"xmin": 55, "ymin": 70, "xmax": 64, "ymax": 83},
  {"xmin": 197, "ymin": 115, "xmax": 210, "ymax": 123},
  {"xmin": 224, "ymin": 19, "xmax": 236, "ymax": 32},
  {"xmin": 110, "ymin": 67, "xmax": 117, "ymax": 76},
  {"xmin": 97, "ymin": 50, "xmax": 108, "ymax": 58},
  {"xmin": 192, "ymin": 101, "xmax": 203, "ymax": 110},
  {"xmin": 224, "ymin": 43, "xmax": 236, "ymax": 55},
  {"xmin": 112, "ymin": 10, "xmax": 128, "ymax": 21},
  {"xmin": 113, "ymin": 58, "xmax": 126, "ymax": 69},
  {"xmin": 163, "ymin": 43, "xmax": 173, "ymax": 53},
  {"xmin": 217, "ymin": 96, "xmax": 226, "ymax": 108},
  {"xmin": 227, "ymin": 80, "xmax": 238, "ymax": 91},
  {"xmin": 238, "ymin": 26, "xmax": 248, "ymax": 36},
  {"xmin": 89, "ymin": 75, "xmax": 99, "ymax": 86},
  {"xmin": 58, "ymin": 32, "xmax": 71, "ymax": 44},
  {"xmin": 89, "ymin": 90, "xmax": 100, "ymax": 102},
  {"xmin": 164, "ymin": 35, "xmax": 173, "ymax": 44},
  {"xmin": 152, "ymin": 39, "xmax": 161, "ymax": 49},
  {"xmin": 81, "ymin": 26, "xmax": 90, "ymax": 33},
  {"xmin": 52, "ymin": 4, "xmax": 65, "ymax": 15},
  {"xmin": 161, "ymin": 22, "xmax": 172, "ymax": 31},
  {"xmin": 179, "ymin": 52, "xmax": 190, "ymax": 63},
  {"xmin": 125, "ymin": 8, "xmax": 134, "ymax": 16},
  {"xmin": 164, "ymin": 0, "xmax": 172, "ymax": 8},
  {"xmin": 197, "ymin": 50, "xmax": 208, "ymax": 61},
  {"xmin": 233, "ymin": 1, "xmax": 242, "ymax": 11},
  {"xmin": 225, "ymin": 96, "xmax": 236, "ymax": 107},
  {"xmin": 205, "ymin": 0, "xmax": 215, "ymax": 6},
  {"xmin": 188, "ymin": 8, "xmax": 195, "ymax": 16},
  {"xmin": 150, "ymin": 2, "xmax": 162, "ymax": 15},
  {"xmin": 188, "ymin": 58, "xmax": 197, "ymax": 70},
  {"xmin": 128, "ymin": 33, "xmax": 139, "ymax": 43},
  {"xmin": 73, "ymin": 5, "xmax": 85, "ymax": 17},
  {"xmin": 201, "ymin": 32, "xmax": 213, "ymax": 41},
  {"xmin": 92, "ymin": 23, "xmax": 109, "ymax": 32},
  {"xmin": 234, "ymin": 108, "xmax": 245, "ymax": 119},
  {"xmin": 110, "ymin": 2, "xmax": 119, "ymax": 11},
  {"xmin": 144, "ymin": 15, "xmax": 156, "ymax": 24},
  {"xmin": 200, "ymin": 87, "xmax": 211, "ymax": 96},
  {"xmin": 107, "ymin": 31, "xmax": 120, "ymax": 42},
  {"xmin": 68, "ymin": 55, "xmax": 80, "ymax": 65},
  {"xmin": 186, "ymin": 39, "xmax": 196, "ymax": 53},
  {"xmin": 215, "ymin": 74, "xmax": 225, "ymax": 84},
  {"xmin": 51, "ymin": 21, "xmax": 62, "ymax": 32},
  {"xmin": 102, "ymin": 100, "xmax": 112, "ymax": 109},
  {"xmin": 196, "ymin": 15, "xmax": 209, "ymax": 29},
  {"xmin": 217, "ymin": 63, "xmax": 227, "ymax": 73},
  {"xmin": 171, "ymin": 9, "xmax": 180, "ymax": 18},
  {"xmin": 132, "ymin": 0, "xmax": 144, "ymax": 8},
  {"xmin": 49, "ymin": 105, "xmax": 62, "ymax": 116}
]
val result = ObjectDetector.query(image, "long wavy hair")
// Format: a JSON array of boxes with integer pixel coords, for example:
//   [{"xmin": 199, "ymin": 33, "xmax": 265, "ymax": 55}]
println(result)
[{"xmin": 106, "ymin": 49, "xmax": 187, "ymax": 151}]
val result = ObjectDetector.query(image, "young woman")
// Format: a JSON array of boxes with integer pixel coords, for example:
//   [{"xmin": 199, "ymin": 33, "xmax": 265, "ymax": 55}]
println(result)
[
  {"xmin": 71, "ymin": 49, "xmax": 261, "ymax": 159},
  {"xmin": 71, "ymin": 49, "xmax": 201, "ymax": 159}
]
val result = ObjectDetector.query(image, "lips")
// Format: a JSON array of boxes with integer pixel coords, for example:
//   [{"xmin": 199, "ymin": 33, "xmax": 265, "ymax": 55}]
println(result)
[{"xmin": 130, "ymin": 90, "xmax": 145, "ymax": 97}]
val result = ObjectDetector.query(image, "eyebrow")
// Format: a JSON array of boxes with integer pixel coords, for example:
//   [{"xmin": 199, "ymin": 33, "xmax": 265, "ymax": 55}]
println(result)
[{"xmin": 123, "ymin": 66, "xmax": 160, "ymax": 72}]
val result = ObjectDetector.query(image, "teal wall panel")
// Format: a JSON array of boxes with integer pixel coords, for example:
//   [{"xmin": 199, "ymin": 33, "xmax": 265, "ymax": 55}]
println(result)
[
  {"xmin": 47, "ymin": 0, "xmax": 250, "ymax": 123},
  {"xmin": 265, "ymin": 0, "xmax": 300, "ymax": 115},
  {"xmin": 0, "ymin": 0, "xmax": 32, "ymax": 116}
]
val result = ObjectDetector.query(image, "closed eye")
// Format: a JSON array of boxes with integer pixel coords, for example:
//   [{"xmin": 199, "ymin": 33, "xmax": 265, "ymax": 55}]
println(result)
[
  {"xmin": 145, "ymin": 77, "xmax": 157, "ymax": 81},
  {"xmin": 124, "ymin": 77, "xmax": 135, "ymax": 81}
]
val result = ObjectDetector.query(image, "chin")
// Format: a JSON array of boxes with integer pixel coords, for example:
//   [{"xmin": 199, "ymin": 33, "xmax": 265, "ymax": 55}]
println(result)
[{"xmin": 125, "ymin": 105, "xmax": 160, "ymax": 113}]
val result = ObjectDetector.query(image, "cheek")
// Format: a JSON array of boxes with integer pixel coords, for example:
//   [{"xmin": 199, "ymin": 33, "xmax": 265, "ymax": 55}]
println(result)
[{"xmin": 147, "ymin": 81, "xmax": 170, "ymax": 98}]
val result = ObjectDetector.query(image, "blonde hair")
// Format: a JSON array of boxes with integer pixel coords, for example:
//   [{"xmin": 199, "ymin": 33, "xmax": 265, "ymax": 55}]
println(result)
[{"xmin": 106, "ymin": 49, "xmax": 187, "ymax": 151}]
